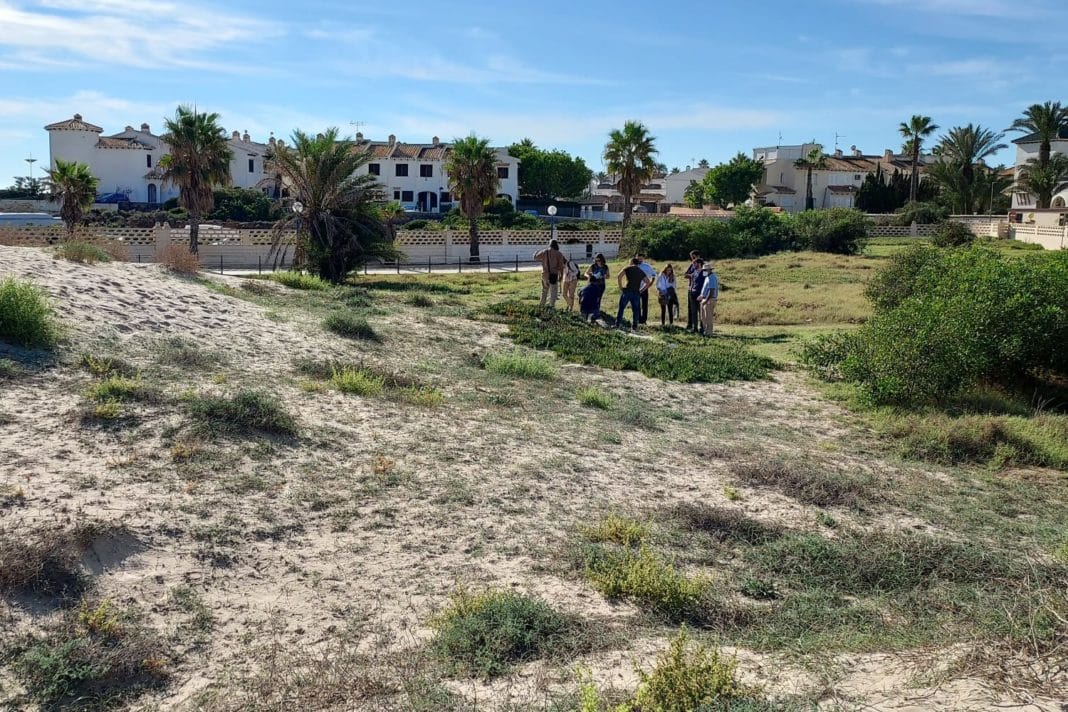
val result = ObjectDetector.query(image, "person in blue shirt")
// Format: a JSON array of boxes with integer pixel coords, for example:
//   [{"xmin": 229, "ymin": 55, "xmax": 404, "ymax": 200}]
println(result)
[
  {"xmin": 698, "ymin": 262, "xmax": 719, "ymax": 336},
  {"xmin": 635, "ymin": 256, "xmax": 657, "ymax": 324},
  {"xmin": 686, "ymin": 257, "xmax": 705, "ymax": 332}
]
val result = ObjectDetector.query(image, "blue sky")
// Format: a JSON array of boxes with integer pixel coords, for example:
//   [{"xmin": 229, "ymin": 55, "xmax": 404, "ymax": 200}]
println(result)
[{"xmin": 2, "ymin": 0, "xmax": 1066, "ymax": 186}]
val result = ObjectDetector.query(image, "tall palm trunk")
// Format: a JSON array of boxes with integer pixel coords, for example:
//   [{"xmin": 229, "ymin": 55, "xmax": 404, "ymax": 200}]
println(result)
[
  {"xmin": 909, "ymin": 146, "xmax": 919, "ymax": 203},
  {"xmin": 805, "ymin": 167, "xmax": 814, "ymax": 210},
  {"xmin": 189, "ymin": 210, "xmax": 200, "ymax": 255},
  {"xmin": 468, "ymin": 217, "xmax": 480, "ymax": 261},
  {"xmin": 622, "ymin": 190, "xmax": 634, "ymax": 240},
  {"xmin": 1039, "ymin": 140, "xmax": 1051, "ymax": 169}
]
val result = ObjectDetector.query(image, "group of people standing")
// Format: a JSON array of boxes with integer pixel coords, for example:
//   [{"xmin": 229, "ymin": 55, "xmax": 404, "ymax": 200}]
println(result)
[{"xmin": 533, "ymin": 240, "xmax": 719, "ymax": 335}]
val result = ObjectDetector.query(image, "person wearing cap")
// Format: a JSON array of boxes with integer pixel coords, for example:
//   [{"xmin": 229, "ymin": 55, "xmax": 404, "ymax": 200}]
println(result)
[
  {"xmin": 615, "ymin": 257, "xmax": 652, "ymax": 330},
  {"xmin": 686, "ymin": 258, "xmax": 706, "ymax": 332},
  {"xmin": 698, "ymin": 262, "xmax": 719, "ymax": 336},
  {"xmin": 635, "ymin": 256, "xmax": 657, "ymax": 325},
  {"xmin": 533, "ymin": 239, "xmax": 566, "ymax": 308}
]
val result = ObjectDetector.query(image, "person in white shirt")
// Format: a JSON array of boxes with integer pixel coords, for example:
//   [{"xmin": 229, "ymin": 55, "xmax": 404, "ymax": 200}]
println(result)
[
  {"xmin": 561, "ymin": 256, "xmax": 581, "ymax": 312},
  {"xmin": 698, "ymin": 262, "xmax": 719, "ymax": 336},
  {"xmin": 635, "ymin": 256, "xmax": 657, "ymax": 325},
  {"xmin": 655, "ymin": 263, "xmax": 679, "ymax": 326}
]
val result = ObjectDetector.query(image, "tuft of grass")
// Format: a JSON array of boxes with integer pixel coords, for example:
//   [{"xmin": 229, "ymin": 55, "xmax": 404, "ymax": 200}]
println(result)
[
  {"xmin": 55, "ymin": 240, "xmax": 112, "ymax": 264},
  {"xmin": 430, "ymin": 588, "xmax": 583, "ymax": 678},
  {"xmin": 0, "ymin": 277, "xmax": 59, "ymax": 349},
  {"xmin": 0, "ymin": 522, "xmax": 106, "ymax": 601},
  {"xmin": 395, "ymin": 385, "xmax": 445, "ymax": 407},
  {"xmin": 156, "ymin": 243, "xmax": 201, "ymax": 275},
  {"xmin": 669, "ymin": 503, "xmax": 784, "ymax": 545},
  {"xmin": 407, "ymin": 293, "xmax": 435, "ymax": 308},
  {"xmin": 581, "ymin": 514, "xmax": 648, "ymax": 547},
  {"xmin": 731, "ymin": 460, "xmax": 876, "ymax": 508},
  {"xmin": 156, "ymin": 336, "xmax": 219, "ymax": 369},
  {"xmin": 584, "ymin": 545, "xmax": 711, "ymax": 623},
  {"xmin": 614, "ymin": 397, "xmax": 660, "ymax": 430},
  {"xmin": 722, "ymin": 485, "xmax": 741, "ymax": 501},
  {"xmin": 187, "ymin": 390, "xmax": 298, "ymax": 437},
  {"xmin": 323, "ymin": 312, "xmax": 380, "ymax": 341},
  {"xmin": 577, "ymin": 386, "xmax": 614, "ymax": 410},
  {"xmin": 88, "ymin": 401, "xmax": 123, "ymax": 421},
  {"xmin": 84, "ymin": 375, "xmax": 157, "ymax": 403},
  {"xmin": 267, "ymin": 271, "xmax": 331, "ymax": 290},
  {"xmin": 331, "ymin": 367, "xmax": 385, "ymax": 397},
  {"xmin": 79, "ymin": 353, "xmax": 137, "ymax": 377},
  {"xmin": 627, "ymin": 631, "xmax": 754, "ymax": 711},
  {"xmin": 0, "ymin": 357, "xmax": 24, "ymax": 379},
  {"xmin": 483, "ymin": 350, "xmax": 558, "ymax": 379}
]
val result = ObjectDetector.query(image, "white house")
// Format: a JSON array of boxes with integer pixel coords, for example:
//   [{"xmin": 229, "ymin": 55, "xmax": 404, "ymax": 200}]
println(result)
[
  {"xmin": 350, "ymin": 133, "xmax": 519, "ymax": 212},
  {"xmin": 751, "ymin": 143, "xmax": 933, "ymax": 213},
  {"xmin": 1010, "ymin": 126, "xmax": 1068, "ymax": 209},
  {"xmin": 45, "ymin": 114, "xmax": 270, "ymax": 205}
]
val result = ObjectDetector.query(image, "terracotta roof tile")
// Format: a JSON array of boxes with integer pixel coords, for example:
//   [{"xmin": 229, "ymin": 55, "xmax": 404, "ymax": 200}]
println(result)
[
  {"xmin": 96, "ymin": 137, "xmax": 147, "ymax": 150},
  {"xmin": 45, "ymin": 114, "xmax": 103, "ymax": 133}
]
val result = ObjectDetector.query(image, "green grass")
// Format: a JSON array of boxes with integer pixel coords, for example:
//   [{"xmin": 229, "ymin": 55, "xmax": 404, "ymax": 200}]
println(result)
[
  {"xmin": 581, "ymin": 514, "xmax": 648, "ymax": 547},
  {"xmin": 582, "ymin": 545, "xmax": 714, "ymax": 623},
  {"xmin": 331, "ymin": 367, "xmax": 385, "ymax": 397},
  {"xmin": 79, "ymin": 353, "xmax": 138, "ymax": 377},
  {"xmin": 483, "ymin": 350, "xmax": 558, "ymax": 379},
  {"xmin": 84, "ymin": 375, "xmax": 157, "ymax": 403},
  {"xmin": 395, "ymin": 385, "xmax": 445, "ymax": 407},
  {"xmin": 0, "ymin": 277, "xmax": 59, "ymax": 349},
  {"xmin": 0, "ymin": 358, "xmax": 23, "ymax": 378},
  {"xmin": 730, "ymin": 460, "xmax": 877, "ymax": 508},
  {"xmin": 576, "ymin": 386, "xmax": 614, "ymax": 410},
  {"xmin": 266, "ymin": 271, "xmax": 331, "ymax": 291},
  {"xmin": 54, "ymin": 240, "xmax": 112, "ymax": 264},
  {"xmin": 430, "ymin": 588, "xmax": 584, "ymax": 678},
  {"xmin": 156, "ymin": 336, "xmax": 220, "ymax": 369},
  {"xmin": 187, "ymin": 390, "xmax": 298, "ymax": 437},
  {"xmin": 323, "ymin": 312, "xmax": 380, "ymax": 341}
]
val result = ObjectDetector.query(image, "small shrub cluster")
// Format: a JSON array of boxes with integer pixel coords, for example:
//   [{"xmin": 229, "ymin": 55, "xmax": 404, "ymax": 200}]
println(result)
[
  {"xmin": 791, "ymin": 207, "xmax": 868, "ymax": 255},
  {"xmin": 295, "ymin": 358, "xmax": 441, "ymax": 406},
  {"xmin": 267, "ymin": 271, "xmax": 331, "ymax": 291},
  {"xmin": 0, "ymin": 522, "xmax": 103, "ymax": 601},
  {"xmin": 54, "ymin": 240, "xmax": 113, "ymax": 264},
  {"xmin": 893, "ymin": 201, "xmax": 949, "ymax": 226},
  {"xmin": 323, "ymin": 312, "xmax": 380, "ymax": 341},
  {"xmin": 156, "ymin": 336, "xmax": 219, "ymax": 369},
  {"xmin": 187, "ymin": 390, "xmax": 298, "ymax": 437},
  {"xmin": 669, "ymin": 503, "xmax": 784, "ymax": 544},
  {"xmin": 0, "ymin": 277, "xmax": 59, "ymax": 349},
  {"xmin": 577, "ymin": 386, "xmax": 614, "ymax": 410},
  {"xmin": 331, "ymin": 367, "xmax": 385, "ymax": 396},
  {"xmin": 730, "ymin": 461, "xmax": 876, "ymax": 508},
  {"xmin": 931, "ymin": 220, "xmax": 977, "ymax": 248},
  {"xmin": 79, "ymin": 354, "xmax": 138, "ymax": 377},
  {"xmin": 430, "ymin": 588, "xmax": 580, "ymax": 678},
  {"xmin": 584, "ymin": 546, "xmax": 710, "ymax": 622},
  {"xmin": 156, "ymin": 243, "xmax": 201, "ymax": 275},
  {"xmin": 84, "ymin": 375, "xmax": 157, "ymax": 404},
  {"xmin": 483, "ymin": 350, "xmax": 558, "ymax": 379},
  {"xmin": 581, "ymin": 514, "xmax": 648, "ymax": 547}
]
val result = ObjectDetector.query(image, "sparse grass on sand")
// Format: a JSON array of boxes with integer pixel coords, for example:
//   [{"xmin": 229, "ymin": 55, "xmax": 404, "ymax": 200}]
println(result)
[
  {"xmin": 323, "ymin": 311, "xmax": 380, "ymax": 341},
  {"xmin": 186, "ymin": 390, "xmax": 298, "ymax": 437},
  {"xmin": 266, "ymin": 271, "xmax": 331, "ymax": 291},
  {"xmin": 0, "ymin": 277, "xmax": 59, "ymax": 348},
  {"xmin": 54, "ymin": 240, "xmax": 113, "ymax": 264},
  {"xmin": 483, "ymin": 349, "xmax": 558, "ymax": 379}
]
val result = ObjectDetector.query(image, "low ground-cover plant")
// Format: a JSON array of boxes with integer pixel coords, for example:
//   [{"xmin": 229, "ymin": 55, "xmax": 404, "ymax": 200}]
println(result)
[
  {"xmin": 156, "ymin": 336, "xmax": 220, "ymax": 369},
  {"xmin": 730, "ymin": 460, "xmax": 876, "ymax": 508},
  {"xmin": 331, "ymin": 366, "xmax": 385, "ymax": 396},
  {"xmin": 583, "ymin": 545, "xmax": 713, "ymax": 623},
  {"xmin": 0, "ymin": 357, "xmax": 23, "ymax": 379},
  {"xmin": 156, "ymin": 243, "xmax": 201, "ymax": 275},
  {"xmin": 931, "ymin": 220, "xmax": 977, "ymax": 248},
  {"xmin": 483, "ymin": 350, "xmax": 558, "ymax": 379},
  {"xmin": 430, "ymin": 588, "xmax": 584, "ymax": 678},
  {"xmin": 668, "ymin": 503, "xmax": 785, "ymax": 544},
  {"xmin": 0, "ymin": 277, "xmax": 59, "ymax": 348},
  {"xmin": 11, "ymin": 599, "xmax": 170, "ymax": 710},
  {"xmin": 577, "ymin": 386, "xmax": 614, "ymax": 410},
  {"xmin": 55, "ymin": 240, "xmax": 112, "ymax": 264},
  {"xmin": 79, "ymin": 354, "xmax": 138, "ymax": 377},
  {"xmin": 0, "ymin": 522, "xmax": 104, "ymax": 601},
  {"xmin": 84, "ymin": 375, "xmax": 158, "ymax": 403},
  {"xmin": 323, "ymin": 311, "xmax": 380, "ymax": 341},
  {"xmin": 581, "ymin": 514, "xmax": 648, "ymax": 547},
  {"xmin": 187, "ymin": 390, "xmax": 298, "ymax": 437},
  {"xmin": 484, "ymin": 302, "xmax": 774, "ymax": 383},
  {"xmin": 267, "ymin": 271, "xmax": 331, "ymax": 291}
]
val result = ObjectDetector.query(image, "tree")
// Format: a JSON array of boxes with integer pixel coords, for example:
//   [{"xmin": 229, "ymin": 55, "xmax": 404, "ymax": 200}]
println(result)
[
  {"xmin": 898, "ymin": 115, "xmax": 939, "ymax": 203},
  {"xmin": 268, "ymin": 128, "xmax": 395, "ymax": 283},
  {"xmin": 507, "ymin": 141, "xmax": 593, "ymax": 200},
  {"xmin": 697, "ymin": 158, "xmax": 710, "ymax": 168},
  {"xmin": 444, "ymin": 134, "xmax": 499, "ymax": 261},
  {"xmin": 1015, "ymin": 155, "xmax": 1068, "ymax": 212},
  {"xmin": 794, "ymin": 145, "xmax": 827, "ymax": 210},
  {"xmin": 603, "ymin": 121, "xmax": 658, "ymax": 238},
  {"xmin": 46, "ymin": 159, "xmax": 99, "ymax": 238},
  {"xmin": 1009, "ymin": 101, "xmax": 1068, "ymax": 208},
  {"xmin": 683, "ymin": 181, "xmax": 705, "ymax": 208},
  {"xmin": 208, "ymin": 187, "xmax": 276, "ymax": 221},
  {"xmin": 380, "ymin": 201, "xmax": 405, "ymax": 241},
  {"xmin": 702, "ymin": 153, "xmax": 764, "ymax": 209},
  {"xmin": 160, "ymin": 106, "xmax": 233, "ymax": 254},
  {"xmin": 930, "ymin": 124, "xmax": 1007, "ymax": 214}
]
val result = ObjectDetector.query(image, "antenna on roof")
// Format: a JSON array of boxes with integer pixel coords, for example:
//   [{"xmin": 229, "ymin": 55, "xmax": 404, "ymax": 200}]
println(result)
[
  {"xmin": 349, "ymin": 120, "xmax": 365, "ymax": 135},
  {"xmin": 834, "ymin": 131, "xmax": 846, "ymax": 150},
  {"xmin": 777, "ymin": 131, "xmax": 782, "ymax": 147}
]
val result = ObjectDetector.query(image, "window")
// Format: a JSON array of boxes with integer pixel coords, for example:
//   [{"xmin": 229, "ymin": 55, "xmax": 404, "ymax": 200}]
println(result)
[
  {"xmin": 854, "ymin": 174, "xmax": 861, "ymax": 180},
  {"xmin": 401, "ymin": 190, "xmax": 414, "ymax": 202},
  {"xmin": 497, "ymin": 166, "xmax": 509, "ymax": 179},
  {"xmin": 393, "ymin": 190, "xmax": 401, "ymax": 200},
  {"xmin": 420, "ymin": 164, "xmax": 433, "ymax": 178},
  {"xmin": 146, "ymin": 154, "xmax": 152, "ymax": 168},
  {"xmin": 248, "ymin": 159, "xmax": 255, "ymax": 173},
  {"xmin": 440, "ymin": 191, "xmax": 451, "ymax": 203},
  {"xmin": 368, "ymin": 163, "xmax": 380, "ymax": 176},
  {"xmin": 396, "ymin": 164, "xmax": 408, "ymax": 177}
]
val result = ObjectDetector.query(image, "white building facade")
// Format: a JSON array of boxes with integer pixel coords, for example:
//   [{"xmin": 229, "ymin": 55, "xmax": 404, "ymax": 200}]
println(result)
[
  {"xmin": 1010, "ymin": 127, "xmax": 1068, "ymax": 209},
  {"xmin": 351, "ymin": 133, "xmax": 519, "ymax": 212},
  {"xmin": 45, "ymin": 114, "xmax": 269, "ymax": 205}
]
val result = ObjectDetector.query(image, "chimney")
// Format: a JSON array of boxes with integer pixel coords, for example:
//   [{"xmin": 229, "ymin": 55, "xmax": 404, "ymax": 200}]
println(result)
[
  {"xmin": 232, "ymin": 130, "xmax": 240, "ymax": 140},
  {"xmin": 851, "ymin": 145, "xmax": 861, "ymax": 157},
  {"xmin": 74, "ymin": 113, "xmax": 83, "ymax": 120},
  {"xmin": 355, "ymin": 132, "xmax": 364, "ymax": 141},
  {"xmin": 269, "ymin": 137, "xmax": 276, "ymax": 146},
  {"xmin": 388, "ymin": 134, "xmax": 396, "ymax": 145},
  {"xmin": 432, "ymin": 136, "xmax": 440, "ymax": 146},
  {"xmin": 834, "ymin": 148, "xmax": 843, "ymax": 158},
  {"xmin": 883, "ymin": 149, "xmax": 893, "ymax": 162},
  {"xmin": 242, "ymin": 131, "xmax": 250, "ymax": 142},
  {"xmin": 140, "ymin": 123, "xmax": 150, "ymax": 132},
  {"xmin": 124, "ymin": 125, "xmax": 134, "ymax": 132}
]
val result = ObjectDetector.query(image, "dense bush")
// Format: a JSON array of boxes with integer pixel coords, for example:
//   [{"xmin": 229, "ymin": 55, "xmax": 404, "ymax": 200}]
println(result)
[
  {"xmin": 0, "ymin": 278, "xmax": 59, "ymax": 348},
  {"xmin": 931, "ymin": 221, "xmax": 977, "ymax": 248},
  {"xmin": 622, "ymin": 217, "xmax": 737, "ymax": 260},
  {"xmin": 807, "ymin": 247, "xmax": 1068, "ymax": 404},
  {"xmin": 187, "ymin": 390, "xmax": 298, "ymax": 437},
  {"xmin": 792, "ymin": 208, "xmax": 868, "ymax": 254},
  {"xmin": 861, "ymin": 244, "xmax": 942, "ymax": 311},
  {"xmin": 893, "ymin": 201, "xmax": 950, "ymax": 226},
  {"xmin": 208, "ymin": 187, "xmax": 278, "ymax": 222},
  {"xmin": 54, "ymin": 240, "xmax": 112, "ymax": 264},
  {"xmin": 728, "ymin": 205, "xmax": 794, "ymax": 254}
]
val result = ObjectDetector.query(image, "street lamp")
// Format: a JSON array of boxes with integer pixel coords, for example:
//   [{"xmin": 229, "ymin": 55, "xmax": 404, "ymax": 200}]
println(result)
[
  {"xmin": 547, "ymin": 204, "xmax": 557, "ymax": 242},
  {"xmin": 25, "ymin": 155, "xmax": 38, "ymax": 198}
]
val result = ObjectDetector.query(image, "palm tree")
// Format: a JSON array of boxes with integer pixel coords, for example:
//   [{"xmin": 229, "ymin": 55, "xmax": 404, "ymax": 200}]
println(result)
[
  {"xmin": 1008, "ymin": 101, "xmax": 1068, "ymax": 208},
  {"xmin": 1016, "ymin": 154, "xmax": 1068, "ymax": 211},
  {"xmin": 381, "ymin": 200, "xmax": 405, "ymax": 241},
  {"xmin": 46, "ymin": 159, "xmax": 99, "ymax": 238},
  {"xmin": 794, "ymin": 145, "xmax": 827, "ymax": 210},
  {"xmin": 268, "ymin": 128, "xmax": 395, "ymax": 283},
  {"xmin": 932, "ymin": 124, "xmax": 1007, "ymax": 214},
  {"xmin": 603, "ymin": 121, "xmax": 658, "ymax": 238},
  {"xmin": 444, "ymin": 134, "xmax": 499, "ymax": 261},
  {"xmin": 898, "ymin": 115, "xmax": 939, "ymax": 203},
  {"xmin": 160, "ymin": 106, "xmax": 233, "ymax": 254}
]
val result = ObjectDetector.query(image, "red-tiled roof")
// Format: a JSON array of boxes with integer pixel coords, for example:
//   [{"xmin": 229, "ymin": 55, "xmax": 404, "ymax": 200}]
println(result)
[
  {"xmin": 45, "ymin": 114, "xmax": 103, "ymax": 132},
  {"xmin": 96, "ymin": 137, "xmax": 147, "ymax": 150}
]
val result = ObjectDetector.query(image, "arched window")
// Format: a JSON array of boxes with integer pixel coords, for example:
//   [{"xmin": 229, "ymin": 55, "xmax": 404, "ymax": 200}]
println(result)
[{"xmin": 1053, "ymin": 196, "xmax": 1066, "ymax": 208}]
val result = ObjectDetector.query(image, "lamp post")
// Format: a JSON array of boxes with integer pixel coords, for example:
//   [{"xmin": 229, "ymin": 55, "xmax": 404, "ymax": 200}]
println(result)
[
  {"xmin": 25, "ymin": 155, "xmax": 38, "ymax": 198},
  {"xmin": 989, "ymin": 181, "xmax": 996, "ymax": 215},
  {"xmin": 547, "ymin": 204, "xmax": 557, "ymax": 242}
]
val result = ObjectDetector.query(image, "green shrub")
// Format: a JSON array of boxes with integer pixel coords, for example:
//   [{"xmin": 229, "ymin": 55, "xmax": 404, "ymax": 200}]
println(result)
[
  {"xmin": 323, "ymin": 312, "xmax": 380, "ymax": 341},
  {"xmin": 792, "ymin": 208, "xmax": 868, "ymax": 254},
  {"xmin": 407, "ymin": 293, "xmax": 435, "ymax": 307},
  {"xmin": 395, "ymin": 385, "xmax": 445, "ymax": 407},
  {"xmin": 0, "ymin": 358, "xmax": 23, "ymax": 379},
  {"xmin": 55, "ymin": 240, "xmax": 112, "ymax": 264},
  {"xmin": 577, "ymin": 386, "xmax": 614, "ymax": 409},
  {"xmin": 403, "ymin": 219, "xmax": 430, "ymax": 230},
  {"xmin": 885, "ymin": 412, "xmax": 1068, "ymax": 469},
  {"xmin": 893, "ymin": 201, "xmax": 949, "ymax": 226},
  {"xmin": 932, "ymin": 221, "xmax": 977, "ymax": 248},
  {"xmin": 585, "ymin": 546, "xmax": 709, "ymax": 621},
  {"xmin": 862, "ymin": 244, "xmax": 942, "ymax": 312},
  {"xmin": 331, "ymin": 367, "xmax": 385, "ymax": 397},
  {"xmin": 0, "ymin": 278, "xmax": 59, "ymax": 348},
  {"xmin": 431, "ymin": 589, "xmax": 578, "ymax": 677},
  {"xmin": 729, "ymin": 205, "xmax": 795, "ymax": 255},
  {"xmin": 627, "ymin": 632, "xmax": 749, "ymax": 712},
  {"xmin": 267, "ymin": 271, "xmax": 331, "ymax": 291},
  {"xmin": 581, "ymin": 514, "xmax": 648, "ymax": 547},
  {"xmin": 483, "ymin": 350, "xmax": 558, "ymax": 379},
  {"xmin": 208, "ymin": 187, "xmax": 277, "ymax": 221},
  {"xmin": 84, "ymin": 376, "xmax": 156, "ymax": 403},
  {"xmin": 187, "ymin": 390, "xmax": 298, "ymax": 437}
]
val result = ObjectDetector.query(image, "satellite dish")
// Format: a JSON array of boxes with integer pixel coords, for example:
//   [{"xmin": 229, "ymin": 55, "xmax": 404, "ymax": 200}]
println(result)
[{"xmin": 292, "ymin": 201, "xmax": 304, "ymax": 214}]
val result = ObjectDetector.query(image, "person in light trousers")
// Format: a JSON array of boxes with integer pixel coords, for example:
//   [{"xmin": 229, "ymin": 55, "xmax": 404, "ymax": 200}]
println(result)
[{"xmin": 698, "ymin": 262, "xmax": 719, "ymax": 336}]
